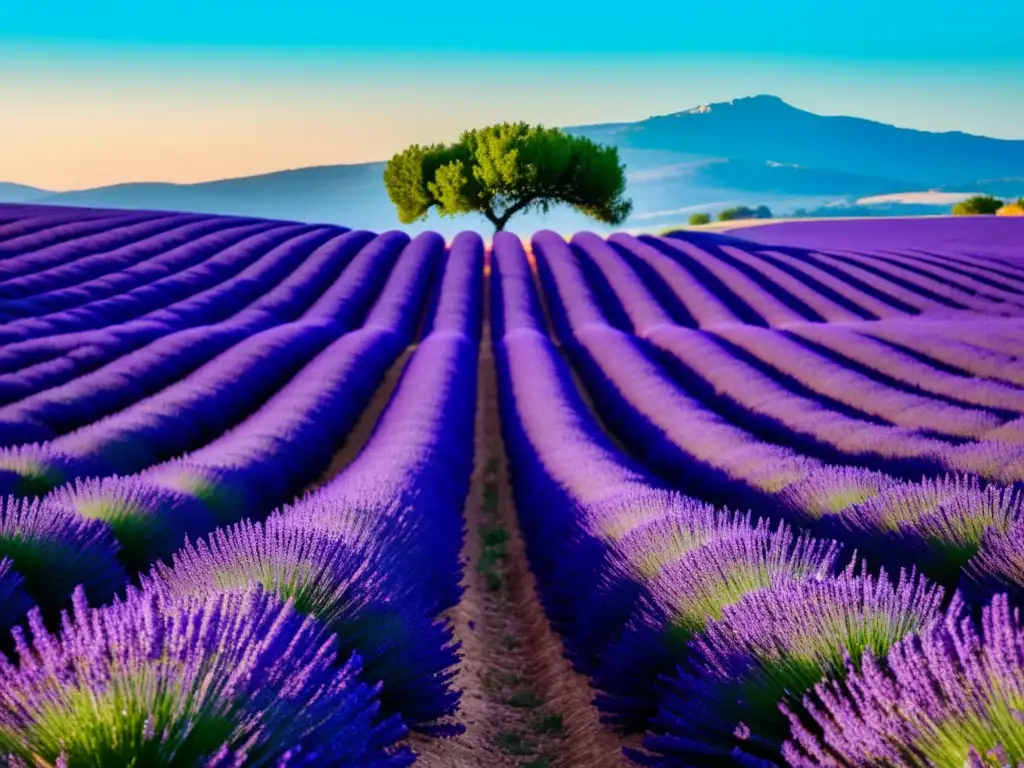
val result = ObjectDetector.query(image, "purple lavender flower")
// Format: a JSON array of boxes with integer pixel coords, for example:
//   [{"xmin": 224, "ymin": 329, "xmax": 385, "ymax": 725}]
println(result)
[
  {"xmin": 640, "ymin": 568, "xmax": 946, "ymax": 765},
  {"xmin": 143, "ymin": 461, "xmax": 258, "ymax": 525},
  {"xmin": 613, "ymin": 503, "xmax": 756, "ymax": 578},
  {"xmin": 0, "ymin": 495, "xmax": 126, "ymax": 614},
  {"xmin": 777, "ymin": 465, "xmax": 899, "ymax": 523},
  {"xmin": 0, "ymin": 444, "xmax": 91, "ymax": 498},
  {"xmin": 0, "ymin": 584, "xmax": 412, "ymax": 767},
  {"xmin": 783, "ymin": 593, "xmax": 1024, "ymax": 768},
  {"xmin": 0, "ymin": 558, "xmax": 32, "ymax": 636},
  {"xmin": 598, "ymin": 520, "xmax": 842, "ymax": 732},
  {"xmin": 966, "ymin": 515, "xmax": 1024, "ymax": 605},
  {"xmin": 143, "ymin": 513, "xmax": 461, "ymax": 735},
  {"xmin": 46, "ymin": 476, "xmax": 216, "ymax": 573},
  {"xmin": 840, "ymin": 474, "xmax": 1021, "ymax": 584}
]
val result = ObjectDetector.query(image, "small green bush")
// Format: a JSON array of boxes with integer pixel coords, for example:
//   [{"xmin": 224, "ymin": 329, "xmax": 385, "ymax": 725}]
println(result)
[
  {"xmin": 689, "ymin": 212, "xmax": 712, "ymax": 225},
  {"xmin": 718, "ymin": 205, "xmax": 772, "ymax": 222},
  {"xmin": 952, "ymin": 195, "xmax": 1004, "ymax": 215}
]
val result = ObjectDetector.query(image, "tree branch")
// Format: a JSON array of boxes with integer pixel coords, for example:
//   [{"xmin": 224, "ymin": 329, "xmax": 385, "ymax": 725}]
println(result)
[{"xmin": 492, "ymin": 196, "xmax": 535, "ymax": 232}]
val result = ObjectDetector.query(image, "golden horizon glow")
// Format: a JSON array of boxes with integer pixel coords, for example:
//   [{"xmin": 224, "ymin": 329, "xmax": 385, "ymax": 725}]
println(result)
[{"xmin": 4, "ymin": 49, "xmax": 1022, "ymax": 191}]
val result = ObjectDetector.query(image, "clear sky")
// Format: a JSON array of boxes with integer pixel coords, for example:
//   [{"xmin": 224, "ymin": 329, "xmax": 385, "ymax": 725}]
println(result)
[{"xmin": 2, "ymin": 0, "xmax": 1021, "ymax": 190}]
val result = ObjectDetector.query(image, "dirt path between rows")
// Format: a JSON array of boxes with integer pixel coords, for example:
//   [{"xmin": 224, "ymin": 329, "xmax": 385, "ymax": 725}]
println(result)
[{"xmin": 412, "ymin": 270, "xmax": 630, "ymax": 768}]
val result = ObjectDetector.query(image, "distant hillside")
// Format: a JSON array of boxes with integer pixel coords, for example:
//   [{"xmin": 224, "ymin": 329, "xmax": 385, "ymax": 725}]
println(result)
[
  {"xmin": 0, "ymin": 183, "xmax": 50, "ymax": 204},
  {"xmin": 4, "ymin": 95, "xmax": 1024, "ymax": 234},
  {"xmin": 567, "ymin": 95, "xmax": 1024, "ymax": 188}
]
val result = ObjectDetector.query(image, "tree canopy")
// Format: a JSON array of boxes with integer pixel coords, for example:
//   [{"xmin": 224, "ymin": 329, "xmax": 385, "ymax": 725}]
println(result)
[
  {"xmin": 717, "ymin": 205, "xmax": 772, "ymax": 222},
  {"xmin": 689, "ymin": 212, "xmax": 712, "ymax": 226},
  {"xmin": 952, "ymin": 195, "xmax": 1004, "ymax": 215},
  {"xmin": 383, "ymin": 123, "xmax": 632, "ymax": 232}
]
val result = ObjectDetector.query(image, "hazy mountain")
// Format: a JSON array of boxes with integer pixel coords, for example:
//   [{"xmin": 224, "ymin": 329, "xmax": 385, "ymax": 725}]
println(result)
[
  {"xmin": 0, "ymin": 183, "xmax": 50, "ymax": 204},
  {"xmin": 567, "ymin": 95, "xmax": 1024, "ymax": 187},
  {"xmin": 3, "ymin": 95, "xmax": 1023, "ymax": 233}
]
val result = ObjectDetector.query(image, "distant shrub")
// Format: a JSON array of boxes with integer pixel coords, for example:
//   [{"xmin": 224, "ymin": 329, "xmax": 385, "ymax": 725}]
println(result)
[
  {"xmin": 952, "ymin": 195, "xmax": 1004, "ymax": 215},
  {"xmin": 717, "ymin": 205, "xmax": 773, "ymax": 222},
  {"xmin": 689, "ymin": 213, "xmax": 712, "ymax": 225},
  {"xmin": 997, "ymin": 199, "xmax": 1024, "ymax": 216}
]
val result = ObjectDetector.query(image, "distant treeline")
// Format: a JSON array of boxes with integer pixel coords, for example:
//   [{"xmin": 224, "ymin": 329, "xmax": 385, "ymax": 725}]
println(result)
[
  {"xmin": 689, "ymin": 205, "xmax": 773, "ymax": 225},
  {"xmin": 952, "ymin": 195, "xmax": 1024, "ymax": 216}
]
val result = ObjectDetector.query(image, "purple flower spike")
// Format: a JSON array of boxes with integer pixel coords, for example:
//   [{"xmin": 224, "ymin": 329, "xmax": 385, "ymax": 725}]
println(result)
[
  {"xmin": 0, "ymin": 495, "xmax": 127, "ymax": 614},
  {"xmin": 967, "ymin": 517, "xmax": 1024, "ymax": 602},
  {"xmin": 0, "ymin": 444, "xmax": 92, "ymax": 498},
  {"xmin": 144, "ymin": 461, "xmax": 258, "ymax": 526},
  {"xmin": 0, "ymin": 584, "xmax": 413, "ymax": 767},
  {"xmin": 642, "ymin": 567, "xmax": 946, "ymax": 765},
  {"xmin": 842, "ymin": 474, "xmax": 1021, "ymax": 583},
  {"xmin": 783, "ymin": 593, "xmax": 1024, "ymax": 768},
  {"xmin": 614, "ymin": 504, "xmax": 754, "ymax": 579},
  {"xmin": 778, "ymin": 465, "xmax": 899, "ymax": 522},
  {"xmin": 0, "ymin": 558, "xmax": 32, "ymax": 636},
  {"xmin": 596, "ymin": 520, "xmax": 842, "ymax": 732},
  {"xmin": 143, "ymin": 514, "xmax": 461, "ymax": 735},
  {"xmin": 46, "ymin": 475, "xmax": 216, "ymax": 573}
]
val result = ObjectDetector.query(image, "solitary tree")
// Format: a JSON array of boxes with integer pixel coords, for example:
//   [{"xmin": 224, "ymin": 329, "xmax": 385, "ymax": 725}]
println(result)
[
  {"xmin": 689, "ymin": 212, "xmax": 712, "ymax": 226},
  {"xmin": 952, "ymin": 195, "xmax": 1004, "ymax": 215},
  {"xmin": 383, "ymin": 122, "xmax": 632, "ymax": 233}
]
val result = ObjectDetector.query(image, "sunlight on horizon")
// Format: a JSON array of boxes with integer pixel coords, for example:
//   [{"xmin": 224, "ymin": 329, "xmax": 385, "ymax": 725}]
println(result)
[{"xmin": 4, "ymin": 44, "xmax": 1022, "ymax": 191}]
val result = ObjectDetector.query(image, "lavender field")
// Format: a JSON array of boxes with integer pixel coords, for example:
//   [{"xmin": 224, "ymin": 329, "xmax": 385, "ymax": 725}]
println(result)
[{"xmin": 2, "ymin": 202, "xmax": 1024, "ymax": 767}]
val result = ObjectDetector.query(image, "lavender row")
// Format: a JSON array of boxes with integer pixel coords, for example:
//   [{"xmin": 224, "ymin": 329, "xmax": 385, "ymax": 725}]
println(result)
[
  {"xmin": 0, "ymin": 327, "xmax": 404, "ymax": 618},
  {"xmin": 0, "ymin": 217, "xmax": 272, "ymax": 315},
  {"xmin": 298, "ymin": 231, "xmax": 483, "ymax": 610},
  {"xmin": 56, "ymin": 234, "xmax": 438, "ymax": 483},
  {"xmin": 492, "ymin": 231, "xmax": 670, "ymax": 669},
  {"xmin": 0, "ymin": 228, "xmax": 391, "ymax": 405},
  {"xmin": 499, "ymin": 232, "xmax": 859, "ymax": 757},
  {"xmin": 0, "ymin": 234, "xmax": 478, "ymax": 759},
  {"xmin": 797, "ymin": 244, "xmax": 1024, "ymax": 317},
  {"xmin": 0, "ymin": 223, "xmax": 311, "ymax": 376},
  {"xmin": 0, "ymin": 232, "xmax": 435, "ymax": 502},
  {"xmin": 137, "ymin": 232, "xmax": 480, "ymax": 732},
  {"xmin": 664, "ymin": 231, "xmax": 1019, "ymax": 321},
  {"xmin": 788, "ymin": 321, "xmax": 1024, "ymax": 413},
  {"xmin": 858, "ymin": 318, "xmax": 1024, "ymax": 389},
  {"xmin": 0, "ymin": 206, "xmax": 133, "ymax": 242},
  {"xmin": 496, "ymin": 233, "xmax": 1024, "ymax": 767},
  {"xmin": 0, "ymin": 229, "xmax": 395, "ymax": 446},
  {"xmin": 0, "ymin": 223, "xmax": 326, "ymax": 344},
  {"xmin": 534, "ymin": 231, "xmax": 1024, "ymax": 591},
  {"xmin": 0, "ymin": 294, "xmax": 475, "ymax": 757},
  {"xmin": 0, "ymin": 581, "xmax": 413, "ymax": 766},
  {"xmin": 710, "ymin": 324, "xmax": 1005, "ymax": 440},
  {"xmin": 639, "ymin": 234, "xmax": 819, "ymax": 326},
  {"xmin": 835, "ymin": 245, "xmax": 1024, "ymax": 308},
  {"xmin": 641, "ymin": 232, "xmax": 981, "ymax": 325},
  {"xmin": 0, "ymin": 235, "xmax": 436, "ymax": 613},
  {"xmin": 0, "ymin": 211, "xmax": 197, "ymax": 280},
  {"xmin": 575, "ymin": 233, "xmax": 1024, "ymax": 484}
]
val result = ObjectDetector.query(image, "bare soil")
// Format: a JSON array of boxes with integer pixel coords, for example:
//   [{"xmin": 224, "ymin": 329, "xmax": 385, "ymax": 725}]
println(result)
[{"xmin": 411, "ymin": 273, "xmax": 631, "ymax": 768}]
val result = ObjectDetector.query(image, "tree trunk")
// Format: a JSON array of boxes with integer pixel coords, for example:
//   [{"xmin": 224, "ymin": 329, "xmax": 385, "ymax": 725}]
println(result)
[{"xmin": 486, "ymin": 197, "xmax": 533, "ymax": 234}]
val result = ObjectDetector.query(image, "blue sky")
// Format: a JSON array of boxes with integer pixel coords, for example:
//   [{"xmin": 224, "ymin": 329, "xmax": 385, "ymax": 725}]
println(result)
[{"xmin": 2, "ymin": 0, "xmax": 1021, "ymax": 189}]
